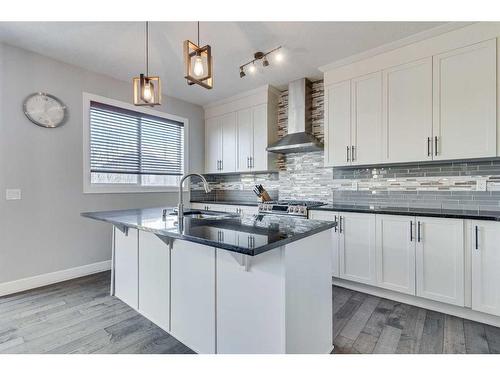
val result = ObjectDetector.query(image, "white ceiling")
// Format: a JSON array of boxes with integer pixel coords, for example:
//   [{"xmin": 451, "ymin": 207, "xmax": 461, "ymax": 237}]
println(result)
[{"xmin": 0, "ymin": 21, "xmax": 453, "ymax": 106}]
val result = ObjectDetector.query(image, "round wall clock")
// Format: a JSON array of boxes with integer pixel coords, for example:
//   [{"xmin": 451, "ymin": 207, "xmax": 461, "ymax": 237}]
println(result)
[{"xmin": 23, "ymin": 92, "xmax": 67, "ymax": 128}]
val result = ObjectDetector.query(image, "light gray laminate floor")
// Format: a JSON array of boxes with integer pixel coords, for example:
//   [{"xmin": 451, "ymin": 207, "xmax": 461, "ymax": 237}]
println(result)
[
  {"xmin": 1, "ymin": 272, "xmax": 500, "ymax": 354},
  {"xmin": 332, "ymin": 286, "xmax": 500, "ymax": 354}
]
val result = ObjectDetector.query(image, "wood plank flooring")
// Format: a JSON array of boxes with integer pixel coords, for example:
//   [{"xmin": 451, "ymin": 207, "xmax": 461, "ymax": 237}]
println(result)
[
  {"xmin": 332, "ymin": 286, "xmax": 500, "ymax": 354},
  {"xmin": 0, "ymin": 272, "xmax": 193, "ymax": 354},
  {"xmin": 2, "ymin": 272, "xmax": 500, "ymax": 354}
]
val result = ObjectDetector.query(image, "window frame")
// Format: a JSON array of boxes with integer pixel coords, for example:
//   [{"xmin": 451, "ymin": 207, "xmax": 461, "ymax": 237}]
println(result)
[{"xmin": 83, "ymin": 92, "xmax": 189, "ymax": 194}]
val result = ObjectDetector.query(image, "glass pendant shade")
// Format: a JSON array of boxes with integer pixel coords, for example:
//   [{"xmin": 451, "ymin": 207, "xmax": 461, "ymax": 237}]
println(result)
[
  {"xmin": 133, "ymin": 74, "xmax": 161, "ymax": 106},
  {"xmin": 183, "ymin": 40, "xmax": 213, "ymax": 89}
]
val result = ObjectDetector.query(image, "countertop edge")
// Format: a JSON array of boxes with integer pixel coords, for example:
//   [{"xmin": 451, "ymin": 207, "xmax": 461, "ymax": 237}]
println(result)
[{"xmin": 309, "ymin": 206, "xmax": 500, "ymax": 221}]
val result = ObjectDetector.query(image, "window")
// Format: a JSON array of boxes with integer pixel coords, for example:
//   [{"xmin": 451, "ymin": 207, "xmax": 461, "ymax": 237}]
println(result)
[{"xmin": 83, "ymin": 93, "xmax": 188, "ymax": 193}]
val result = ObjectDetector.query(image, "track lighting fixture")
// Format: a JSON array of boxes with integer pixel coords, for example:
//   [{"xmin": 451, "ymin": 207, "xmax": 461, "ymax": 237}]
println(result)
[{"xmin": 239, "ymin": 46, "xmax": 282, "ymax": 78}]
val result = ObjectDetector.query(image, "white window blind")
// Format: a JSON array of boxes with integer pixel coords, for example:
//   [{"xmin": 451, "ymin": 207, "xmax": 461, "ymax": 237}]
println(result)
[{"xmin": 89, "ymin": 101, "xmax": 184, "ymax": 177}]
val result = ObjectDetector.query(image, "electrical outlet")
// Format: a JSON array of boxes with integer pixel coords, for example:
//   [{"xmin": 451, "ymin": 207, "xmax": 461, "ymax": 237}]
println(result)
[
  {"xmin": 476, "ymin": 179, "xmax": 487, "ymax": 192},
  {"xmin": 6, "ymin": 189, "xmax": 21, "ymax": 200}
]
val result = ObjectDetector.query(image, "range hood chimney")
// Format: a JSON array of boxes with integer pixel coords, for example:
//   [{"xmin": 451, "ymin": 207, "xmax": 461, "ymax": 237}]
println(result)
[{"xmin": 266, "ymin": 78, "xmax": 323, "ymax": 154}]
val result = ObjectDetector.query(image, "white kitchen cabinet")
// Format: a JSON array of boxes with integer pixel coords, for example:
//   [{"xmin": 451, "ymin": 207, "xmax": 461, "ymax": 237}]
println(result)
[
  {"xmin": 205, "ymin": 86, "xmax": 278, "ymax": 174},
  {"xmin": 114, "ymin": 227, "xmax": 139, "ymax": 309},
  {"xmin": 236, "ymin": 108, "xmax": 253, "ymax": 172},
  {"xmin": 170, "ymin": 239, "xmax": 216, "ymax": 354},
  {"xmin": 339, "ymin": 212, "xmax": 376, "ymax": 285},
  {"xmin": 325, "ymin": 81, "xmax": 351, "ymax": 167},
  {"xmin": 220, "ymin": 112, "xmax": 237, "ymax": 172},
  {"xmin": 432, "ymin": 39, "xmax": 497, "ymax": 160},
  {"xmin": 308, "ymin": 210, "xmax": 340, "ymax": 277},
  {"xmin": 350, "ymin": 72, "xmax": 383, "ymax": 165},
  {"xmin": 471, "ymin": 220, "xmax": 500, "ymax": 316},
  {"xmin": 382, "ymin": 58, "xmax": 433, "ymax": 163},
  {"xmin": 415, "ymin": 217, "xmax": 465, "ymax": 306},
  {"xmin": 205, "ymin": 117, "xmax": 221, "ymax": 174},
  {"xmin": 376, "ymin": 215, "xmax": 416, "ymax": 295},
  {"xmin": 138, "ymin": 231, "xmax": 169, "ymax": 331}
]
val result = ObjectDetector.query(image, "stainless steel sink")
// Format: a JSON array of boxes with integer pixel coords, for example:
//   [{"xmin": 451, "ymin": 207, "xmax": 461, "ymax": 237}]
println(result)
[{"xmin": 170, "ymin": 210, "xmax": 237, "ymax": 220}]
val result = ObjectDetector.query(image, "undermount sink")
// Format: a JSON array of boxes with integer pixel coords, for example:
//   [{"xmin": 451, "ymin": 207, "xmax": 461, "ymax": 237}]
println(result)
[{"xmin": 170, "ymin": 210, "xmax": 236, "ymax": 220}]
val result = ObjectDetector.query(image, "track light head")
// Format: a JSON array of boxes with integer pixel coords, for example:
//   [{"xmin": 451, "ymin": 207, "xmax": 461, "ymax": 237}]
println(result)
[
  {"xmin": 239, "ymin": 67, "xmax": 246, "ymax": 78},
  {"xmin": 262, "ymin": 57, "xmax": 269, "ymax": 67}
]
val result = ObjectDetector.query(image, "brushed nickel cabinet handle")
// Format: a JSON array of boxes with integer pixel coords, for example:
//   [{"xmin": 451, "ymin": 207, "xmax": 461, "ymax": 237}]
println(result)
[
  {"xmin": 346, "ymin": 146, "xmax": 350, "ymax": 162},
  {"xmin": 427, "ymin": 137, "xmax": 431, "ymax": 157},
  {"xmin": 410, "ymin": 221, "xmax": 413, "ymax": 242},
  {"xmin": 434, "ymin": 136, "xmax": 438, "ymax": 156},
  {"xmin": 351, "ymin": 145, "xmax": 355, "ymax": 162},
  {"xmin": 417, "ymin": 221, "xmax": 421, "ymax": 242},
  {"xmin": 334, "ymin": 215, "xmax": 338, "ymax": 233},
  {"xmin": 339, "ymin": 216, "xmax": 343, "ymax": 233}
]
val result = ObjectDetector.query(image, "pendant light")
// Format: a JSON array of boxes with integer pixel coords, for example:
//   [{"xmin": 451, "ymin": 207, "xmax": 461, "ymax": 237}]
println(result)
[
  {"xmin": 183, "ymin": 22, "xmax": 213, "ymax": 89},
  {"xmin": 133, "ymin": 21, "xmax": 161, "ymax": 106}
]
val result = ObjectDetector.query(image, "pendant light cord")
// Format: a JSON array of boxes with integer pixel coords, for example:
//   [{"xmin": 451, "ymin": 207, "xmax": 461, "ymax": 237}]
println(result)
[
  {"xmin": 146, "ymin": 21, "xmax": 149, "ymax": 76},
  {"xmin": 197, "ymin": 21, "xmax": 200, "ymax": 46}
]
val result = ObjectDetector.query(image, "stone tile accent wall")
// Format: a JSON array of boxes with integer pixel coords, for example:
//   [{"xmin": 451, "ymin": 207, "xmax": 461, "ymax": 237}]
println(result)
[{"xmin": 193, "ymin": 79, "xmax": 500, "ymax": 211}]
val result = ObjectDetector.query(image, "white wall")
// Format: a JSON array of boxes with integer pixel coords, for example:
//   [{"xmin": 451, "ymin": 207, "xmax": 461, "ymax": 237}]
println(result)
[{"xmin": 0, "ymin": 43, "xmax": 205, "ymax": 284}]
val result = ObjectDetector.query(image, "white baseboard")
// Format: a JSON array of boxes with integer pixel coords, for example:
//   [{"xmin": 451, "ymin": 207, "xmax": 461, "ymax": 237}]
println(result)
[
  {"xmin": 0, "ymin": 260, "xmax": 111, "ymax": 297},
  {"xmin": 334, "ymin": 278, "xmax": 500, "ymax": 328}
]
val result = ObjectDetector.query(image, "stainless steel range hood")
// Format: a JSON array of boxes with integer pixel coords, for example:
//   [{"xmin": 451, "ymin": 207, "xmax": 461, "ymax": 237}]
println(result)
[{"xmin": 266, "ymin": 78, "xmax": 323, "ymax": 154}]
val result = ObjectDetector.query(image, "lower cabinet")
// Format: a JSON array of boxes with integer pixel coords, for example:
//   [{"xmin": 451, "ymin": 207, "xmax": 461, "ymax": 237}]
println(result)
[
  {"xmin": 415, "ymin": 217, "xmax": 464, "ymax": 307},
  {"xmin": 339, "ymin": 212, "xmax": 377, "ymax": 286},
  {"xmin": 471, "ymin": 220, "xmax": 500, "ymax": 316},
  {"xmin": 138, "ymin": 231, "xmax": 170, "ymax": 332},
  {"xmin": 114, "ymin": 227, "xmax": 139, "ymax": 309},
  {"xmin": 376, "ymin": 215, "xmax": 416, "ymax": 295},
  {"xmin": 170, "ymin": 239, "xmax": 216, "ymax": 354},
  {"xmin": 308, "ymin": 210, "xmax": 340, "ymax": 277}
]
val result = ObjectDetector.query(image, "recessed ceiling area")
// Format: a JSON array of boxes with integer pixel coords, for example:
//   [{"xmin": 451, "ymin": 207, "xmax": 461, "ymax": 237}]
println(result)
[{"xmin": 0, "ymin": 21, "xmax": 458, "ymax": 106}]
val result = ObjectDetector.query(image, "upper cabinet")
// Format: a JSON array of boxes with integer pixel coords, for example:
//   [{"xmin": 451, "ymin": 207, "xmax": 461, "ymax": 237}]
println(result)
[
  {"xmin": 432, "ymin": 39, "xmax": 497, "ymax": 160},
  {"xmin": 204, "ymin": 86, "xmax": 279, "ymax": 174},
  {"xmin": 324, "ymin": 28, "xmax": 499, "ymax": 167},
  {"xmin": 324, "ymin": 73, "xmax": 382, "ymax": 167},
  {"xmin": 382, "ymin": 58, "xmax": 433, "ymax": 163}
]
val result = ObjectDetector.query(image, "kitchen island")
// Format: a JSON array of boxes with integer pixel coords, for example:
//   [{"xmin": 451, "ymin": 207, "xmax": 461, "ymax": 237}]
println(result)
[{"xmin": 82, "ymin": 207, "xmax": 335, "ymax": 354}]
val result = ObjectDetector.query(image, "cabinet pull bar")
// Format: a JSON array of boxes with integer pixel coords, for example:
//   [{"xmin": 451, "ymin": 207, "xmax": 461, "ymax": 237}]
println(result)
[
  {"xmin": 417, "ymin": 221, "xmax": 421, "ymax": 242},
  {"xmin": 410, "ymin": 221, "xmax": 413, "ymax": 242},
  {"xmin": 427, "ymin": 137, "xmax": 431, "ymax": 157},
  {"xmin": 334, "ymin": 215, "xmax": 338, "ymax": 233},
  {"xmin": 346, "ymin": 146, "xmax": 350, "ymax": 162},
  {"xmin": 351, "ymin": 146, "xmax": 355, "ymax": 162},
  {"xmin": 434, "ymin": 136, "xmax": 438, "ymax": 156},
  {"xmin": 475, "ymin": 225, "xmax": 479, "ymax": 250},
  {"xmin": 339, "ymin": 216, "xmax": 343, "ymax": 233}
]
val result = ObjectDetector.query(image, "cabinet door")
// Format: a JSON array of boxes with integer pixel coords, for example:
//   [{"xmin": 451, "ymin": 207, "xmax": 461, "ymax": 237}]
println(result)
[
  {"xmin": 308, "ymin": 210, "xmax": 340, "ymax": 277},
  {"xmin": 237, "ymin": 108, "xmax": 253, "ymax": 172},
  {"xmin": 205, "ymin": 117, "xmax": 221, "ymax": 173},
  {"xmin": 114, "ymin": 227, "xmax": 138, "ymax": 309},
  {"xmin": 170, "ymin": 240, "xmax": 216, "ymax": 353},
  {"xmin": 351, "ymin": 72, "xmax": 382, "ymax": 165},
  {"xmin": 416, "ymin": 217, "xmax": 464, "ymax": 306},
  {"xmin": 216, "ymin": 248, "xmax": 285, "ymax": 353},
  {"xmin": 325, "ymin": 81, "xmax": 351, "ymax": 167},
  {"xmin": 471, "ymin": 220, "xmax": 500, "ymax": 316},
  {"xmin": 383, "ymin": 58, "xmax": 433, "ymax": 163},
  {"xmin": 339, "ymin": 212, "xmax": 376, "ymax": 285},
  {"xmin": 138, "ymin": 231, "xmax": 170, "ymax": 331},
  {"xmin": 220, "ymin": 112, "xmax": 237, "ymax": 172},
  {"xmin": 433, "ymin": 39, "xmax": 497, "ymax": 160},
  {"xmin": 376, "ymin": 215, "xmax": 416, "ymax": 295},
  {"xmin": 251, "ymin": 103, "xmax": 268, "ymax": 171}
]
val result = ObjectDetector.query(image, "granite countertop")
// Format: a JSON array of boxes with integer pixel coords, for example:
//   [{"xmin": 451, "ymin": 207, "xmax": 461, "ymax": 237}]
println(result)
[
  {"xmin": 81, "ymin": 207, "xmax": 335, "ymax": 256},
  {"xmin": 190, "ymin": 200, "xmax": 259, "ymax": 207},
  {"xmin": 310, "ymin": 204, "xmax": 500, "ymax": 221}
]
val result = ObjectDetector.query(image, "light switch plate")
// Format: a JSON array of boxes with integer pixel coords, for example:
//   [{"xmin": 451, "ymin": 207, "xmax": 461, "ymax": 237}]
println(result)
[{"xmin": 6, "ymin": 189, "xmax": 21, "ymax": 200}]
